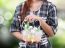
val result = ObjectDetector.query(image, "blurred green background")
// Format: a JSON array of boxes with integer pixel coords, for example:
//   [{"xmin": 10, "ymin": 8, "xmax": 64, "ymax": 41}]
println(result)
[{"xmin": 0, "ymin": 0, "xmax": 65, "ymax": 48}]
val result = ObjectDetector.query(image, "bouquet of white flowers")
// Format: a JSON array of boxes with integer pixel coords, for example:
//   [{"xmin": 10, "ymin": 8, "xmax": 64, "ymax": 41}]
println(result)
[{"xmin": 21, "ymin": 20, "xmax": 44, "ymax": 43}]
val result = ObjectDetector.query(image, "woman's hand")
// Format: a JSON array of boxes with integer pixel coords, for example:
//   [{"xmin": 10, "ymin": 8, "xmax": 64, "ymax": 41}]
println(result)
[
  {"xmin": 22, "ymin": 35, "xmax": 40, "ymax": 43},
  {"xmin": 24, "ymin": 15, "xmax": 39, "ymax": 22},
  {"xmin": 24, "ymin": 15, "xmax": 46, "ymax": 23},
  {"xmin": 22, "ymin": 34, "xmax": 41, "ymax": 43}
]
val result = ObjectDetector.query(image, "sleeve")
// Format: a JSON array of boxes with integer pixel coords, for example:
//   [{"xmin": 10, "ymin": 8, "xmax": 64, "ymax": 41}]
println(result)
[
  {"xmin": 46, "ymin": 4, "xmax": 58, "ymax": 34},
  {"xmin": 10, "ymin": 5, "xmax": 21, "ymax": 33}
]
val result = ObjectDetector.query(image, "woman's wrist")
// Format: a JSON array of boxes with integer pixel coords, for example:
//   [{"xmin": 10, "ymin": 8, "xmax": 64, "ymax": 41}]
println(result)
[
  {"xmin": 36, "ymin": 16, "xmax": 42, "ymax": 21},
  {"xmin": 36, "ymin": 16, "xmax": 42, "ymax": 22},
  {"xmin": 36, "ymin": 16, "xmax": 46, "ymax": 26}
]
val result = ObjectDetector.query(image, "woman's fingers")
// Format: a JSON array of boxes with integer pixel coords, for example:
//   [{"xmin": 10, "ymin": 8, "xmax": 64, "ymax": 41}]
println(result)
[
  {"xmin": 24, "ymin": 15, "xmax": 46, "ymax": 23},
  {"xmin": 24, "ymin": 17, "xmax": 29, "ymax": 21},
  {"xmin": 22, "ymin": 35, "xmax": 40, "ymax": 43},
  {"xmin": 24, "ymin": 16, "xmax": 33, "ymax": 22}
]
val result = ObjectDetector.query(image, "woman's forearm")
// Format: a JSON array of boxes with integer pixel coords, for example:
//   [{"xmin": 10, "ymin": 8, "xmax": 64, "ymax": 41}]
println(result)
[
  {"xmin": 12, "ymin": 32, "xmax": 23, "ymax": 41},
  {"xmin": 38, "ymin": 17, "xmax": 54, "ymax": 37}
]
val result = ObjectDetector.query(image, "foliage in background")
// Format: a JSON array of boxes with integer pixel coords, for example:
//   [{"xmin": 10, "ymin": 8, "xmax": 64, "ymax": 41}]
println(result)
[{"xmin": 0, "ymin": 0, "xmax": 65, "ymax": 48}]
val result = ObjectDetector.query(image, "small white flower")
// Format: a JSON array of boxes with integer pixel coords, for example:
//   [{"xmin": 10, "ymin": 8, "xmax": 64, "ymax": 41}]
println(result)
[{"xmin": 28, "ymin": 26, "xmax": 33, "ymax": 30}]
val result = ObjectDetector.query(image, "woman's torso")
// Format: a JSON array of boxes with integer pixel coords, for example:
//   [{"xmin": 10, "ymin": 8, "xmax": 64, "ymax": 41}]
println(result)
[{"xmin": 16, "ymin": 1, "xmax": 54, "ymax": 48}]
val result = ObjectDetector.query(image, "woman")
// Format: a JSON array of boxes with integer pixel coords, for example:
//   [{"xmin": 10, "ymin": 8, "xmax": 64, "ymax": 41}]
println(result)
[{"xmin": 10, "ymin": 0, "xmax": 58, "ymax": 48}]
